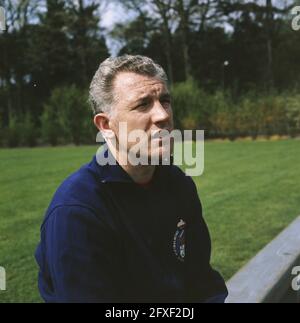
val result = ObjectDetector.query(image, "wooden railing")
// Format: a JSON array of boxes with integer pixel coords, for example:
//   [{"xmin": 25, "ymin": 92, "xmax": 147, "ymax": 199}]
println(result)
[{"xmin": 226, "ymin": 216, "xmax": 300, "ymax": 303}]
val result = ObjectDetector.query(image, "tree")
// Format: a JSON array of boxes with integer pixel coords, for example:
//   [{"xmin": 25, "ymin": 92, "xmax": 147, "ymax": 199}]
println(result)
[
  {"xmin": 66, "ymin": 0, "xmax": 109, "ymax": 86},
  {"xmin": 220, "ymin": 0, "xmax": 294, "ymax": 91}
]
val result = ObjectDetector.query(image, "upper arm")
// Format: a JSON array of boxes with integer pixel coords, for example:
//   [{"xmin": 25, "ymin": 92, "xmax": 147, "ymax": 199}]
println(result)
[
  {"xmin": 184, "ymin": 178, "xmax": 228, "ymax": 302},
  {"xmin": 40, "ymin": 205, "xmax": 123, "ymax": 302}
]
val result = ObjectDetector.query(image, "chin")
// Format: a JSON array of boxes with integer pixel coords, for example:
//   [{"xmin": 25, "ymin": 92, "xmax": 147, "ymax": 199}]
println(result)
[{"xmin": 148, "ymin": 147, "xmax": 173, "ymax": 164}]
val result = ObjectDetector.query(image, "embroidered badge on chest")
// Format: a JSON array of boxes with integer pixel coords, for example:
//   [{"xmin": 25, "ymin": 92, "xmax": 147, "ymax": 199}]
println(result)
[{"xmin": 173, "ymin": 219, "xmax": 186, "ymax": 262}]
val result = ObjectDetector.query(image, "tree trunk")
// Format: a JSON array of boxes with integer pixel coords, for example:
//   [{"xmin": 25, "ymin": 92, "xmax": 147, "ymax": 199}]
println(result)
[
  {"xmin": 265, "ymin": 0, "xmax": 274, "ymax": 89},
  {"xmin": 176, "ymin": 0, "xmax": 191, "ymax": 80},
  {"xmin": 153, "ymin": 0, "xmax": 174, "ymax": 85},
  {"xmin": 162, "ymin": 15, "xmax": 174, "ymax": 85}
]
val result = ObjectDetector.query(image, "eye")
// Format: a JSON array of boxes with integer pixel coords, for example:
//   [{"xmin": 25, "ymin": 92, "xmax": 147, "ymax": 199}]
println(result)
[
  {"xmin": 135, "ymin": 100, "xmax": 150, "ymax": 110},
  {"xmin": 161, "ymin": 98, "xmax": 171, "ymax": 108}
]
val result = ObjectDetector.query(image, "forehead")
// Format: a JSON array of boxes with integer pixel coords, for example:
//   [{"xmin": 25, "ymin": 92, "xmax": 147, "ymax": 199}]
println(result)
[{"xmin": 113, "ymin": 72, "xmax": 168, "ymax": 102}]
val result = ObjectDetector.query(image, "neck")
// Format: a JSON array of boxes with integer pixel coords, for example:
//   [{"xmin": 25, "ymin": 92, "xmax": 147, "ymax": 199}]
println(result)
[
  {"xmin": 106, "ymin": 140, "xmax": 155, "ymax": 184},
  {"xmin": 121, "ymin": 163, "xmax": 155, "ymax": 184}
]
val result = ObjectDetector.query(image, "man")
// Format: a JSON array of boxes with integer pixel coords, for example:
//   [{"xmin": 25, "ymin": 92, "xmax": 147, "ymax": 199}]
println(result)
[{"xmin": 35, "ymin": 55, "xmax": 228, "ymax": 303}]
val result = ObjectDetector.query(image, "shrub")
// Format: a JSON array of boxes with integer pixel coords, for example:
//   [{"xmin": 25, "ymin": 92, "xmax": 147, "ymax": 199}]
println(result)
[
  {"xmin": 171, "ymin": 84, "xmax": 299, "ymax": 139},
  {"xmin": 285, "ymin": 95, "xmax": 300, "ymax": 137},
  {"xmin": 236, "ymin": 95, "xmax": 264, "ymax": 139},
  {"xmin": 41, "ymin": 85, "xmax": 93, "ymax": 146},
  {"xmin": 57, "ymin": 85, "xmax": 91, "ymax": 145},
  {"xmin": 4, "ymin": 115, "xmax": 21, "ymax": 148},
  {"xmin": 22, "ymin": 113, "xmax": 38, "ymax": 147},
  {"xmin": 208, "ymin": 91, "xmax": 236, "ymax": 139},
  {"xmin": 258, "ymin": 95, "xmax": 287, "ymax": 137},
  {"xmin": 41, "ymin": 101, "xmax": 62, "ymax": 146},
  {"xmin": 171, "ymin": 79, "xmax": 209, "ymax": 130}
]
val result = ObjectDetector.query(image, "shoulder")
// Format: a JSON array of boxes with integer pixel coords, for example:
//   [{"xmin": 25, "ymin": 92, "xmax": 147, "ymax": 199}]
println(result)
[
  {"xmin": 41, "ymin": 203, "xmax": 113, "ymax": 235},
  {"xmin": 42, "ymin": 157, "xmax": 111, "ymax": 227},
  {"xmin": 50, "ymin": 160, "xmax": 99, "ymax": 205}
]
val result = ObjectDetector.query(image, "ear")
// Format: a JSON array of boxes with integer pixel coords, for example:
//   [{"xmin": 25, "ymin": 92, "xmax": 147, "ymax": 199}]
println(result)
[{"xmin": 94, "ymin": 113, "xmax": 115, "ymax": 139}]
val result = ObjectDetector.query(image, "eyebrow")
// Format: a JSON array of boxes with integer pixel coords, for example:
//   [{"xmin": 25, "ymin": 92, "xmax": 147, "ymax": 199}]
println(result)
[
  {"xmin": 159, "ymin": 92, "xmax": 171, "ymax": 101},
  {"xmin": 133, "ymin": 92, "xmax": 171, "ymax": 104}
]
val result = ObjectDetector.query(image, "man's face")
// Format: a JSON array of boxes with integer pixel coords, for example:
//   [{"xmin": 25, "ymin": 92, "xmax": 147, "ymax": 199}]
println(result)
[{"xmin": 108, "ymin": 72, "xmax": 174, "ymax": 162}]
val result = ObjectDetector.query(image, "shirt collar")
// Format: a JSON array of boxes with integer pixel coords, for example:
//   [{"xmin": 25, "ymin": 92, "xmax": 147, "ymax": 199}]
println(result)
[
  {"xmin": 91, "ymin": 146, "xmax": 172, "ymax": 185},
  {"xmin": 92, "ymin": 147, "xmax": 134, "ymax": 184}
]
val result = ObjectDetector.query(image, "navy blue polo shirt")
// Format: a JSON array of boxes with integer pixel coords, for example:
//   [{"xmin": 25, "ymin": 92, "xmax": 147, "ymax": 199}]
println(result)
[{"xmin": 35, "ymin": 148, "xmax": 227, "ymax": 303}]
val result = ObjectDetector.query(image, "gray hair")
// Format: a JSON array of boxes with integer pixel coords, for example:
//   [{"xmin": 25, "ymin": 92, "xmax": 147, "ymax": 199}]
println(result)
[{"xmin": 89, "ymin": 55, "xmax": 168, "ymax": 115}]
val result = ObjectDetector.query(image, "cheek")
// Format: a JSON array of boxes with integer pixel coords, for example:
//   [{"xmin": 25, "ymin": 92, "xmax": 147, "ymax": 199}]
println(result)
[
  {"xmin": 111, "ymin": 114, "xmax": 150, "ymax": 141},
  {"xmin": 127, "ymin": 114, "xmax": 151, "ymax": 132}
]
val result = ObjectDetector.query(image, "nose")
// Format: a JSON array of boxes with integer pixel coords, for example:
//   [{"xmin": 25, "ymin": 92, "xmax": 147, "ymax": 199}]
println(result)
[{"xmin": 151, "ymin": 100, "xmax": 171, "ymax": 126}]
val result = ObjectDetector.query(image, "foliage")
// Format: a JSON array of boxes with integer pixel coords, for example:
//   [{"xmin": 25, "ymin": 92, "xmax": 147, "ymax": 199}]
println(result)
[
  {"xmin": 0, "ymin": 0, "xmax": 299, "ymax": 146},
  {"xmin": 22, "ymin": 113, "xmax": 38, "ymax": 147},
  {"xmin": 4, "ymin": 114, "xmax": 21, "ymax": 148},
  {"xmin": 41, "ymin": 85, "xmax": 94, "ymax": 146}
]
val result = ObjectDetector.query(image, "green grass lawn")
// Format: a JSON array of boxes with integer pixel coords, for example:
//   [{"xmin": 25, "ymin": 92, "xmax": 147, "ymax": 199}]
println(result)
[{"xmin": 0, "ymin": 139, "xmax": 299, "ymax": 302}]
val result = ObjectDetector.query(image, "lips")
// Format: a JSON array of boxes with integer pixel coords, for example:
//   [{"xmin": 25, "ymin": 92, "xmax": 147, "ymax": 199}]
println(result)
[{"xmin": 151, "ymin": 129, "xmax": 171, "ymax": 139}]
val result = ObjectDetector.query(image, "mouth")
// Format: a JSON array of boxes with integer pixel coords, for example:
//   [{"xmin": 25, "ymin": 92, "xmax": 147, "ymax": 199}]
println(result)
[{"xmin": 151, "ymin": 129, "xmax": 171, "ymax": 140}]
